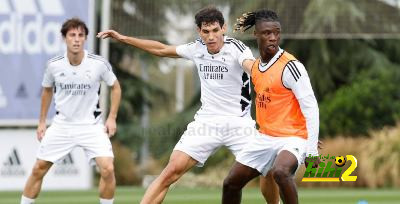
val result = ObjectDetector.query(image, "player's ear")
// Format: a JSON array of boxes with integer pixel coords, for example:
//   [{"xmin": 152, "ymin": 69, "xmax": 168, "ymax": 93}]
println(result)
[
  {"xmin": 222, "ymin": 24, "xmax": 227, "ymax": 33},
  {"xmin": 196, "ymin": 26, "xmax": 201, "ymax": 34}
]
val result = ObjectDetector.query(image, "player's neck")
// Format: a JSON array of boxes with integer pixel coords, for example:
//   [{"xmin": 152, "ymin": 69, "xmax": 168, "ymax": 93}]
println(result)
[
  {"xmin": 260, "ymin": 50, "xmax": 277, "ymax": 64},
  {"xmin": 67, "ymin": 51, "xmax": 85, "ymax": 66},
  {"xmin": 260, "ymin": 53, "xmax": 273, "ymax": 64}
]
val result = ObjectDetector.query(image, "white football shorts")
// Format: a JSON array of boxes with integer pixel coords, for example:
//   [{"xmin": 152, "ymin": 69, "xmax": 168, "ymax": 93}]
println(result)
[
  {"xmin": 174, "ymin": 115, "xmax": 257, "ymax": 167},
  {"xmin": 236, "ymin": 132, "xmax": 307, "ymax": 176},
  {"xmin": 37, "ymin": 122, "xmax": 114, "ymax": 165}
]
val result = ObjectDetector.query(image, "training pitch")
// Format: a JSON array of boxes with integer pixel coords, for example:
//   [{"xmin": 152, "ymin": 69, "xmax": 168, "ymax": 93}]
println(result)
[{"xmin": 1, "ymin": 187, "xmax": 399, "ymax": 203}]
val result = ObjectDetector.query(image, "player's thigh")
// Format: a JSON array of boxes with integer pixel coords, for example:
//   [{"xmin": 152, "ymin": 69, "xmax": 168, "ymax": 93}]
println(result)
[
  {"xmin": 225, "ymin": 162, "xmax": 260, "ymax": 187},
  {"xmin": 272, "ymin": 150, "xmax": 300, "ymax": 176},
  {"xmin": 275, "ymin": 137, "xmax": 307, "ymax": 172},
  {"xmin": 173, "ymin": 120, "xmax": 222, "ymax": 167},
  {"xmin": 78, "ymin": 124, "xmax": 113, "ymax": 163},
  {"xmin": 37, "ymin": 124, "xmax": 75, "ymax": 163},
  {"xmin": 166, "ymin": 150, "xmax": 198, "ymax": 174},
  {"xmin": 236, "ymin": 133, "xmax": 279, "ymax": 176}
]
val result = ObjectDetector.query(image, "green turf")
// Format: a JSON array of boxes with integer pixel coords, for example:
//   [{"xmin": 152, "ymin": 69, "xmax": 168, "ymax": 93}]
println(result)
[{"xmin": 1, "ymin": 187, "xmax": 399, "ymax": 204}]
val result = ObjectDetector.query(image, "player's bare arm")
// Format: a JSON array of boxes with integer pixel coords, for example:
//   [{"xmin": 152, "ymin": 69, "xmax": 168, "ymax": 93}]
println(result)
[
  {"xmin": 97, "ymin": 30, "xmax": 179, "ymax": 58},
  {"xmin": 242, "ymin": 59, "xmax": 255, "ymax": 74},
  {"xmin": 105, "ymin": 80, "xmax": 121, "ymax": 137},
  {"xmin": 37, "ymin": 87, "xmax": 53, "ymax": 141}
]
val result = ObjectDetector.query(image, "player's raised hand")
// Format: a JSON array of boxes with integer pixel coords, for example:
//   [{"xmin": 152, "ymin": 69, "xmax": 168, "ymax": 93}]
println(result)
[
  {"xmin": 36, "ymin": 122, "xmax": 47, "ymax": 141},
  {"xmin": 105, "ymin": 117, "xmax": 117, "ymax": 138},
  {"xmin": 96, "ymin": 30, "xmax": 123, "ymax": 41}
]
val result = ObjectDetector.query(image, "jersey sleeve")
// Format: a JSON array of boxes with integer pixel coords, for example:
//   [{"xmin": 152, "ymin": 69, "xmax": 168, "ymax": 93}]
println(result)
[
  {"xmin": 283, "ymin": 61, "xmax": 319, "ymax": 156},
  {"xmin": 42, "ymin": 63, "xmax": 55, "ymax": 87},
  {"xmin": 100, "ymin": 60, "xmax": 117, "ymax": 86},
  {"xmin": 282, "ymin": 61, "xmax": 314, "ymax": 99},
  {"xmin": 176, "ymin": 41, "xmax": 197, "ymax": 60},
  {"xmin": 237, "ymin": 44, "xmax": 255, "ymax": 67},
  {"xmin": 298, "ymin": 95, "xmax": 320, "ymax": 156}
]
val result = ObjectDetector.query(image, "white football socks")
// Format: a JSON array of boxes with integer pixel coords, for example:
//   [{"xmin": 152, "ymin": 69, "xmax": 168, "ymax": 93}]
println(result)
[
  {"xmin": 20, "ymin": 195, "xmax": 35, "ymax": 204},
  {"xmin": 100, "ymin": 198, "xmax": 114, "ymax": 204},
  {"xmin": 21, "ymin": 195, "xmax": 114, "ymax": 204}
]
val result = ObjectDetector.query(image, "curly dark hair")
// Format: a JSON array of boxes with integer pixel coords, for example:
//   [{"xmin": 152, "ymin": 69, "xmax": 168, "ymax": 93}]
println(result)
[{"xmin": 234, "ymin": 9, "xmax": 279, "ymax": 32}]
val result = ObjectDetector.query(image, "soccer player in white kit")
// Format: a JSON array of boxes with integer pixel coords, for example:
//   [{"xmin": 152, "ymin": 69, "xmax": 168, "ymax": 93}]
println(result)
[
  {"xmin": 97, "ymin": 6, "xmax": 279, "ymax": 204},
  {"xmin": 20, "ymin": 18, "xmax": 121, "ymax": 204}
]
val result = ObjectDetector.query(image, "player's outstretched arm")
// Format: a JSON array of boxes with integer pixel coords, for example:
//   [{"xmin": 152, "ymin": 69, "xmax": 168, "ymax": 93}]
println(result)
[
  {"xmin": 37, "ymin": 87, "xmax": 53, "ymax": 141},
  {"xmin": 97, "ymin": 30, "xmax": 179, "ymax": 58},
  {"xmin": 105, "ymin": 80, "xmax": 121, "ymax": 138},
  {"xmin": 242, "ymin": 59, "xmax": 255, "ymax": 74}
]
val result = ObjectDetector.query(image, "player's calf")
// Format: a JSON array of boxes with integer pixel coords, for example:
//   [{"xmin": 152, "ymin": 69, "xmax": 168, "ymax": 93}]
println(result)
[
  {"xmin": 96, "ymin": 157, "xmax": 116, "ymax": 203},
  {"xmin": 270, "ymin": 151, "xmax": 299, "ymax": 204},
  {"xmin": 20, "ymin": 160, "xmax": 52, "ymax": 204},
  {"xmin": 260, "ymin": 173, "xmax": 280, "ymax": 204}
]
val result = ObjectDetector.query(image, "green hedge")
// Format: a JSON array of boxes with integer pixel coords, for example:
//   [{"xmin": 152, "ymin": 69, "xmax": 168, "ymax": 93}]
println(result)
[{"xmin": 320, "ymin": 67, "xmax": 400, "ymax": 136}]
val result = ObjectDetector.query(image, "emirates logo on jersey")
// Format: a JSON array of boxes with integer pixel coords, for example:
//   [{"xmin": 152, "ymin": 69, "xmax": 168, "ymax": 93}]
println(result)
[
  {"xmin": 199, "ymin": 64, "xmax": 228, "ymax": 80},
  {"xmin": 199, "ymin": 64, "xmax": 228, "ymax": 72},
  {"xmin": 57, "ymin": 82, "xmax": 91, "ymax": 96}
]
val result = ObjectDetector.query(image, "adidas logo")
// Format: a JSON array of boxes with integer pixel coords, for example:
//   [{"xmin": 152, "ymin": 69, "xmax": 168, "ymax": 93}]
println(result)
[
  {"xmin": 1, "ymin": 148, "xmax": 25, "ymax": 176},
  {"xmin": 0, "ymin": 0, "xmax": 66, "ymax": 55},
  {"xmin": 60, "ymin": 153, "xmax": 74, "ymax": 165},
  {"xmin": 53, "ymin": 153, "xmax": 79, "ymax": 175},
  {"xmin": 0, "ymin": 0, "xmax": 65, "ymax": 16},
  {"xmin": 3, "ymin": 148, "xmax": 21, "ymax": 166}
]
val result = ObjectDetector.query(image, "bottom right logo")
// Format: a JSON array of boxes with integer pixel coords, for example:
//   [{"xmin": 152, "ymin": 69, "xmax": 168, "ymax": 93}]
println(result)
[{"xmin": 302, "ymin": 155, "xmax": 358, "ymax": 182}]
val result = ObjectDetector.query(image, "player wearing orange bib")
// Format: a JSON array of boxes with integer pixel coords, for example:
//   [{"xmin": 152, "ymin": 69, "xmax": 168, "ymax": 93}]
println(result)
[
  {"xmin": 253, "ymin": 52, "xmax": 308, "ymax": 139},
  {"xmin": 222, "ymin": 9, "xmax": 320, "ymax": 204}
]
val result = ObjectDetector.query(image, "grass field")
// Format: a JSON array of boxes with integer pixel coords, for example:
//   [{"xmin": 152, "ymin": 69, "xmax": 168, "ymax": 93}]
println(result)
[{"xmin": 1, "ymin": 187, "xmax": 399, "ymax": 204}]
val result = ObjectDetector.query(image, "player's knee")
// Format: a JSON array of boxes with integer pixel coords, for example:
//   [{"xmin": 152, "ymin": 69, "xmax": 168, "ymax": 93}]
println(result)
[
  {"xmin": 223, "ymin": 176, "xmax": 241, "ymax": 192},
  {"xmin": 31, "ymin": 162, "xmax": 50, "ymax": 178},
  {"xmin": 162, "ymin": 163, "xmax": 184, "ymax": 184},
  {"xmin": 100, "ymin": 163, "xmax": 115, "ymax": 180},
  {"xmin": 164, "ymin": 164, "xmax": 180, "ymax": 178},
  {"xmin": 271, "ymin": 168, "xmax": 290, "ymax": 184}
]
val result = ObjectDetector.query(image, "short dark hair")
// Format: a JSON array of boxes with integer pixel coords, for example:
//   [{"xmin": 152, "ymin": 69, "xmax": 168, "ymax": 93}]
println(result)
[
  {"xmin": 60, "ymin": 18, "xmax": 89, "ymax": 37},
  {"xmin": 234, "ymin": 9, "xmax": 279, "ymax": 32},
  {"xmin": 195, "ymin": 6, "xmax": 225, "ymax": 28}
]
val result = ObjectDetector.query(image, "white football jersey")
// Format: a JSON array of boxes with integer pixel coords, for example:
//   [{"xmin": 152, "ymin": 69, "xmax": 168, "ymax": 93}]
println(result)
[
  {"xmin": 176, "ymin": 36, "xmax": 254, "ymax": 117},
  {"xmin": 42, "ymin": 50, "xmax": 117, "ymax": 125}
]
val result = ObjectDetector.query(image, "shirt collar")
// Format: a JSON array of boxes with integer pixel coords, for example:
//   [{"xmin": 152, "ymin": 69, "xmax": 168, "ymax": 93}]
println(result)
[
  {"xmin": 260, "ymin": 47, "xmax": 283, "ymax": 68},
  {"xmin": 259, "ymin": 47, "xmax": 283, "ymax": 72}
]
